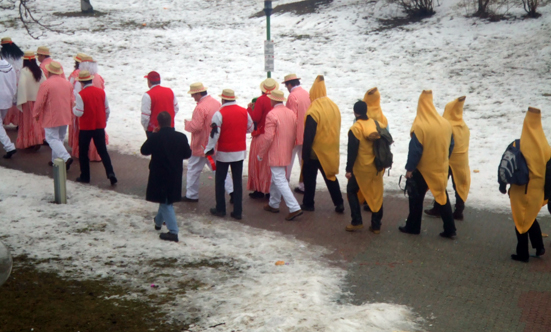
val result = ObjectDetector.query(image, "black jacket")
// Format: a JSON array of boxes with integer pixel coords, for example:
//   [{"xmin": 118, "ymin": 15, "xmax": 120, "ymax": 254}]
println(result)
[{"xmin": 140, "ymin": 128, "xmax": 191, "ymax": 204}]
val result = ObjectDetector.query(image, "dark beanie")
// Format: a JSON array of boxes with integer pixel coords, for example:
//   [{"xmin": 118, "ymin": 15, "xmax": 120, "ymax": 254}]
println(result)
[{"xmin": 354, "ymin": 101, "xmax": 367, "ymax": 117}]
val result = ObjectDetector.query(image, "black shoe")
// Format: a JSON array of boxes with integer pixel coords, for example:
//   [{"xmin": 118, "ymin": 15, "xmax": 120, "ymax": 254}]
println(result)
[
  {"xmin": 536, "ymin": 247, "xmax": 546, "ymax": 257},
  {"xmin": 439, "ymin": 231, "xmax": 456, "ymax": 239},
  {"xmin": 300, "ymin": 204, "xmax": 315, "ymax": 211},
  {"xmin": 32, "ymin": 145, "xmax": 41, "ymax": 151},
  {"xmin": 75, "ymin": 177, "xmax": 90, "ymax": 183},
  {"xmin": 399, "ymin": 225, "xmax": 420, "ymax": 235},
  {"xmin": 335, "ymin": 204, "xmax": 345, "ymax": 213},
  {"xmin": 363, "ymin": 203, "xmax": 371, "ymax": 212},
  {"xmin": 230, "ymin": 212, "xmax": 242, "ymax": 220},
  {"xmin": 511, "ymin": 254, "xmax": 529, "ymax": 263},
  {"xmin": 210, "ymin": 208, "xmax": 225, "ymax": 217},
  {"xmin": 2, "ymin": 149, "xmax": 16, "ymax": 159},
  {"xmin": 294, "ymin": 187, "xmax": 305, "ymax": 194},
  {"xmin": 154, "ymin": 217, "xmax": 161, "ymax": 231},
  {"xmin": 108, "ymin": 174, "xmax": 118, "ymax": 186},
  {"xmin": 182, "ymin": 196, "xmax": 199, "ymax": 202},
  {"xmin": 424, "ymin": 206, "xmax": 440, "ymax": 217},
  {"xmin": 42, "ymin": 140, "xmax": 49, "ymax": 146},
  {"xmin": 265, "ymin": 193, "xmax": 270, "ymax": 200},
  {"xmin": 159, "ymin": 232, "xmax": 179, "ymax": 242},
  {"xmin": 249, "ymin": 191, "xmax": 265, "ymax": 199},
  {"xmin": 65, "ymin": 158, "xmax": 73, "ymax": 171},
  {"xmin": 453, "ymin": 210, "xmax": 464, "ymax": 220},
  {"xmin": 229, "ymin": 193, "xmax": 234, "ymax": 204},
  {"xmin": 48, "ymin": 161, "xmax": 53, "ymax": 167}
]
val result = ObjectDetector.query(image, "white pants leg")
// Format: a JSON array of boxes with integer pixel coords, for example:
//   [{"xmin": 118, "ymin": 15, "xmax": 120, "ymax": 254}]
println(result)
[
  {"xmin": 287, "ymin": 145, "xmax": 304, "ymax": 190},
  {"xmin": 45, "ymin": 125, "xmax": 70, "ymax": 163},
  {"xmin": 269, "ymin": 166, "xmax": 301, "ymax": 212},
  {"xmin": 186, "ymin": 156, "xmax": 208, "ymax": 199},
  {"xmin": 0, "ymin": 109, "xmax": 15, "ymax": 153}
]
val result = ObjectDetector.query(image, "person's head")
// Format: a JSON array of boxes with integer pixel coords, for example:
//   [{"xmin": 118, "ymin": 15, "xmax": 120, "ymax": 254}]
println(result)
[
  {"xmin": 188, "ymin": 82, "xmax": 208, "ymax": 102},
  {"xmin": 36, "ymin": 46, "xmax": 50, "ymax": 63},
  {"xmin": 144, "ymin": 71, "xmax": 161, "ymax": 88},
  {"xmin": 1, "ymin": 37, "xmax": 24, "ymax": 60},
  {"xmin": 77, "ymin": 70, "xmax": 94, "ymax": 87},
  {"xmin": 282, "ymin": 73, "xmax": 301, "ymax": 93},
  {"xmin": 45, "ymin": 61, "xmax": 63, "ymax": 77},
  {"xmin": 22, "ymin": 50, "xmax": 42, "ymax": 82},
  {"xmin": 353, "ymin": 101, "xmax": 368, "ymax": 120},
  {"xmin": 267, "ymin": 89, "xmax": 286, "ymax": 107},
  {"xmin": 73, "ymin": 52, "xmax": 86, "ymax": 70},
  {"xmin": 260, "ymin": 78, "xmax": 279, "ymax": 95},
  {"xmin": 219, "ymin": 89, "xmax": 237, "ymax": 104},
  {"xmin": 157, "ymin": 111, "xmax": 172, "ymax": 128}
]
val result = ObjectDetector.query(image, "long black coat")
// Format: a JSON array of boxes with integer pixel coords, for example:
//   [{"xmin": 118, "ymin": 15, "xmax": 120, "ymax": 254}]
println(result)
[{"xmin": 140, "ymin": 127, "xmax": 191, "ymax": 204}]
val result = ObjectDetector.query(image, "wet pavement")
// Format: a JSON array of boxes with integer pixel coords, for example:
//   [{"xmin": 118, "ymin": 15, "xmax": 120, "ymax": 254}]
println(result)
[{"xmin": 2, "ymin": 127, "xmax": 551, "ymax": 332}]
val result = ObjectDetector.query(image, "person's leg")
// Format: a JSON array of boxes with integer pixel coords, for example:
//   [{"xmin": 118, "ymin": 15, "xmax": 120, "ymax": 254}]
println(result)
[
  {"xmin": 57, "ymin": 125, "xmax": 71, "ymax": 161},
  {"xmin": 91, "ymin": 129, "xmax": 114, "ymax": 177},
  {"xmin": 450, "ymin": 169, "xmax": 465, "ymax": 219},
  {"xmin": 154, "ymin": 204, "xmax": 164, "ymax": 228},
  {"xmin": 286, "ymin": 146, "xmax": 297, "ymax": 182},
  {"xmin": 186, "ymin": 156, "xmax": 207, "ymax": 199},
  {"xmin": 318, "ymin": 161, "xmax": 344, "ymax": 207},
  {"xmin": 0, "ymin": 109, "xmax": 16, "ymax": 153},
  {"xmin": 302, "ymin": 159, "xmax": 318, "ymax": 208},
  {"xmin": 528, "ymin": 220, "xmax": 544, "ymax": 252},
  {"xmin": 272, "ymin": 166, "xmax": 300, "ymax": 212},
  {"xmin": 347, "ymin": 174, "xmax": 363, "ymax": 226},
  {"xmin": 214, "ymin": 161, "xmax": 229, "ymax": 214},
  {"xmin": 268, "ymin": 168, "xmax": 282, "ymax": 209},
  {"xmin": 78, "ymin": 130, "xmax": 93, "ymax": 181},
  {"xmin": 296, "ymin": 145, "xmax": 304, "ymax": 191},
  {"xmin": 437, "ymin": 191, "xmax": 456, "ymax": 236},
  {"xmin": 160, "ymin": 203, "xmax": 179, "ymax": 234},
  {"xmin": 404, "ymin": 171, "xmax": 428, "ymax": 234},
  {"xmin": 224, "ymin": 171, "xmax": 234, "ymax": 195},
  {"xmin": 371, "ymin": 204, "xmax": 383, "ymax": 230},
  {"xmin": 230, "ymin": 160, "xmax": 243, "ymax": 217},
  {"xmin": 514, "ymin": 227, "xmax": 530, "ymax": 261}
]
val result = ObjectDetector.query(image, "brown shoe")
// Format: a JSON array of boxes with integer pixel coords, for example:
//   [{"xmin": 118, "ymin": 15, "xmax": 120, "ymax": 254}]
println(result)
[
  {"xmin": 285, "ymin": 209, "xmax": 303, "ymax": 221},
  {"xmin": 264, "ymin": 204, "xmax": 280, "ymax": 213},
  {"xmin": 369, "ymin": 226, "xmax": 380, "ymax": 234},
  {"xmin": 346, "ymin": 224, "xmax": 364, "ymax": 232}
]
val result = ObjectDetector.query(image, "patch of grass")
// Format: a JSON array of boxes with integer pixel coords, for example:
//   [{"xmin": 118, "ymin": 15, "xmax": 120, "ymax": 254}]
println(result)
[
  {"xmin": 53, "ymin": 11, "xmax": 107, "ymax": 18},
  {"xmin": 251, "ymin": 0, "xmax": 333, "ymax": 18}
]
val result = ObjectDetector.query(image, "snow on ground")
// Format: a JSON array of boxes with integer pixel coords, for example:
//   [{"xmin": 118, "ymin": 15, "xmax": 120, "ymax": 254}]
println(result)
[
  {"xmin": 0, "ymin": 167, "xmax": 419, "ymax": 331},
  {"xmin": 2, "ymin": 0, "xmax": 551, "ymax": 213}
]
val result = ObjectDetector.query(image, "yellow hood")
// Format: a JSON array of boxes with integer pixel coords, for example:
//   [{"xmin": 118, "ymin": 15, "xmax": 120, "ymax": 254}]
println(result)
[
  {"xmin": 443, "ymin": 96, "xmax": 466, "ymax": 127},
  {"xmin": 363, "ymin": 87, "xmax": 388, "ymax": 127},
  {"xmin": 309, "ymin": 75, "xmax": 327, "ymax": 102}
]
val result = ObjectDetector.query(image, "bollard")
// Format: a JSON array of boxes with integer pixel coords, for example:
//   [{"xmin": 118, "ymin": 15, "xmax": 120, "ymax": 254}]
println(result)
[
  {"xmin": 0, "ymin": 241, "xmax": 12, "ymax": 286},
  {"xmin": 53, "ymin": 158, "xmax": 67, "ymax": 204}
]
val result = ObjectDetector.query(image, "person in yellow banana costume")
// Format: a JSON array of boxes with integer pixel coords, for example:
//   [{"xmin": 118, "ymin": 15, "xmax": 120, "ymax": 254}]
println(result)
[
  {"xmin": 424, "ymin": 96, "xmax": 470, "ymax": 220},
  {"xmin": 399, "ymin": 90, "xmax": 457, "ymax": 238}
]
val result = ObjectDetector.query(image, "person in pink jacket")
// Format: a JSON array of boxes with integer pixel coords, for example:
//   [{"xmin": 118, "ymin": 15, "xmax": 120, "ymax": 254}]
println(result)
[
  {"xmin": 282, "ymin": 74, "xmax": 311, "ymax": 194},
  {"xmin": 183, "ymin": 82, "xmax": 233, "ymax": 202},
  {"xmin": 36, "ymin": 46, "xmax": 66, "ymax": 80},
  {"xmin": 257, "ymin": 90, "xmax": 303, "ymax": 221},
  {"xmin": 33, "ymin": 61, "xmax": 74, "ymax": 169}
]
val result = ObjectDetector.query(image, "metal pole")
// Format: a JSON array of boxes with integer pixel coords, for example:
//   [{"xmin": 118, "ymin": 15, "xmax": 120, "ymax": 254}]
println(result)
[{"xmin": 264, "ymin": 1, "xmax": 272, "ymax": 78}]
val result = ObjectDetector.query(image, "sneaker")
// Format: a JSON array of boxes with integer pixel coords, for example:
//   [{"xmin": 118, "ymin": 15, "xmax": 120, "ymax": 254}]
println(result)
[
  {"xmin": 294, "ymin": 187, "xmax": 305, "ymax": 194},
  {"xmin": 346, "ymin": 224, "xmax": 364, "ymax": 232},
  {"xmin": 182, "ymin": 196, "xmax": 199, "ymax": 203},
  {"xmin": 159, "ymin": 232, "xmax": 179, "ymax": 242},
  {"xmin": 511, "ymin": 254, "xmax": 529, "ymax": 263},
  {"xmin": 108, "ymin": 174, "xmax": 118, "ymax": 186},
  {"xmin": 285, "ymin": 210, "xmax": 303, "ymax": 221},
  {"xmin": 439, "ymin": 231, "xmax": 456, "ymax": 239},
  {"xmin": 300, "ymin": 204, "xmax": 315, "ymax": 211},
  {"xmin": 2, "ymin": 149, "xmax": 16, "ymax": 159},
  {"xmin": 230, "ymin": 212, "xmax": 242, "ymax": 220},
  {"xmin": 264, "ymin": 204, "xmax": 280, "ymax": 213},
  {"xmin": 335, "ymin": 204, "xmax": 345, "ymax": 213},
  {"xmin": 249, "ymin": 191, "xmax": 265, "ymax": 199},
  {"xmin": 154, "ymin": 217, "xmax": 161, "ymax": 231},
  {"xmin": 210, "ymin": 208, "xmax": 225, "ymax": 217},
  {"xmin": 75, "ymin": 177, "xmax": 90, "ymax": 184},
  {"xmin": 65, "ymin": 158, "xmax": 73, "ymax": 171},
  {"xmin": 369, "ymin": 226, "xmax": 380, "ymax": 234},
  {"xmin": 424, "ymin": 206, "xmax": 440, "ymax": 217}
]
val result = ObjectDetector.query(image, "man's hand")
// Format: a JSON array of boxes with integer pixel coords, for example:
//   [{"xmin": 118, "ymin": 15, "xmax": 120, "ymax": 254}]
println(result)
[
  {"xmin": 248, "ymin": 102, "xmax": 253, "ymax": 109},
  {"xmin": 345, "ymin": 172, "xmax": 352, "ymax": 180},
  {"xmin": 205, "ymin": 149, "xmax": 214, "ymax": 156},
  {"xmin": 499, "ymin": 183, "xmax": 507, "ymax": 194},
  {"xmin": 405, "ymin": 171, "xmax": 413, "ymax": 179}
]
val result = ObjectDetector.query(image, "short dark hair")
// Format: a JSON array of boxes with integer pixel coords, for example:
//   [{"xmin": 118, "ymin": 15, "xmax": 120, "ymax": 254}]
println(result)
[
  {"xmin": 81, "ymin": 79, "xmax": 93, "ymax": 85},
  {"xmin": 157, "ymin": 111, "xmax": 171, "ymax": 128},
  {"xmin": 200, "ymin": 91, "xmax": 208, "ymax": 97},
  {"xmin": 286, "ymin": 79, "xmax": 300, "ymax": 87},
  {"xmin": 150, "ymin": 80, "xmax": 160, "ymax": 85}
]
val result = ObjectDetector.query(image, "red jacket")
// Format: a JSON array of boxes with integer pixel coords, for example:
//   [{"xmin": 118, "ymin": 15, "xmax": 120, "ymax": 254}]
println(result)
[
  {"xmin": 248, "ymin": 93, "xmax": 273, "ymax": 137},
  {"xmin": 79, "ymin": 86, "xmax": 107, "ymax": 130},
  {"xmin": 146, "ymin": 86, "xmax": 175, "ymax": 131},
  {"xmin": 218, "ymin": 104, "xmax": 248, "ymax": 152}
]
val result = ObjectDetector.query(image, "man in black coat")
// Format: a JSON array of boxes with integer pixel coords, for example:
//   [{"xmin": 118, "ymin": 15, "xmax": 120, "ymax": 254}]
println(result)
[{"xmin": 141, "ymin": 111, "xmax": 191, "ymax": 242}]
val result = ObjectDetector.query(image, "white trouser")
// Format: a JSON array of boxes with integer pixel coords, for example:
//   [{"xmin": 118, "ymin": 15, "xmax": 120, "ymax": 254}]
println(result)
[
  {"xmin": 269, "ymin": 166, "xmax": 301, "ymax": 213},
  {"xmin": 0, "ymin": 109, "xmax": 15, "ymax": 153},
  {"xmin": 287, "ymin": 144, "xmax": 304, "ymax": 191},
  {"xmin": 186, "ymin": 155, "xmax": 233, "ymax": 199},
  {"xmin": 45, "ymin": 126, "xmax": 70, "ymax": 163}
]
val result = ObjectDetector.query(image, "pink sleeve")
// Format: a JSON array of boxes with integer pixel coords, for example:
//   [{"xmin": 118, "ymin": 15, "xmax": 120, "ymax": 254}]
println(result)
[
  {"xmin": 286, "ymin": 94, "xmax": 298, "ymax": 117},
  {"xmin": 184, "ymin": 105, "xmax": 204, "ymax": 133},
  {"xmin": 257, "ymin": 113, "xmax": 276, "ymax": 158},
  {"xmin": 33, "ymin": 84, "xmax": 47, "ymax": 118}
]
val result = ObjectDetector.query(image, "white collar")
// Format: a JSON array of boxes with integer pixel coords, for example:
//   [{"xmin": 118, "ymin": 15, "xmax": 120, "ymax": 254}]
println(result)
[
  {"xmin": 149, "ymin": 84, "xmax": 160, "ymax": 90},
  {"xmin": 290, "ymin": 86, "xmax": 299, "ymax": 92}
]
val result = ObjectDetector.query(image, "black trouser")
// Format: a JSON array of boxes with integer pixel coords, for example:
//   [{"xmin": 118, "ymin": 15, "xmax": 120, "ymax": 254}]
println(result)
[
  {"xmin": 215, "ymin": 160, "xmax": 243, "ymax": 216},
  {"xmin": 78, "ymin": 129, "xmax": 114, "ymax": 182},
  {"xmin": 515, "ymin": 220, "xmax": 544, "ymax": 259},
  {"xmin": 302, "ymin": 158, "xmax": 343, "ymax": 207},
  {"xmin": 146, "ymin": 131, "xmax": 152, "ymax": 139},
  {"xmin": 405, "ymin": 170, "xmax": 456, "ymax": 234},
  {"xmin": 347, "ymin": 174, "xmax": 383, "ymax": 228}
]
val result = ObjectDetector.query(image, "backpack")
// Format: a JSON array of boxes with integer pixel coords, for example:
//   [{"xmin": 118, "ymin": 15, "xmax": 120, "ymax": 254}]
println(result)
[
  {"xmin": 373, "ymin": 120, "xmax": 394, "ymax": 174},
  {"xmin": 498, "ymin": 139, "xmax": 529, "ymax": 186}
]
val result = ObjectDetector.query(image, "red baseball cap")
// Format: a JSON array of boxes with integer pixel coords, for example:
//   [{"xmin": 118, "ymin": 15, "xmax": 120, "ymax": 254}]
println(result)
[{"xmin": 144, "ymin": 71, "xmax": 161, "ymax": 81}]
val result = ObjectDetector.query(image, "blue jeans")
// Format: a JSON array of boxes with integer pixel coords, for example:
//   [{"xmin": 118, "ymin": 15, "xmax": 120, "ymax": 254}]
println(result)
[{"xmin": 155, "ymin": 203, "xmax": 178, "ymax": 234}]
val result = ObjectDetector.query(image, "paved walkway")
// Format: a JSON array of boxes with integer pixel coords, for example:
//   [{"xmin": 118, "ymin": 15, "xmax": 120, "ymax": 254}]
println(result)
[{"xmin": 2, "ymin": 127, "xmax": 551, "ymax": 332}]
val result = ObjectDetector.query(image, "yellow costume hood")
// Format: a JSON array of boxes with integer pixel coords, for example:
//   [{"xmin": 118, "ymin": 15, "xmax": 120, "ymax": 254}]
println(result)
[
  {"xmin": 306, "ymin": 75, "xmax": 341, "ymax": 180},
  {"xmin": 363, "ymin": 87, "xmax": 388, "ymax": 127}
]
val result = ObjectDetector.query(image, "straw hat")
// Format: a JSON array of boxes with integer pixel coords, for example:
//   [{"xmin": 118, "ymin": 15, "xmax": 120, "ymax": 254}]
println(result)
[
  {"xmin": 23, "ymin": 50, "xmax": 36, "ymax": 60},
  {"xmin": 36, "ymin": 46, "xmax": 50, "ymax": 56},
  {"xmin": 281, "ymin": 73, "xmax": 301, "ymax": 83},
  {"xmin": 188, "ymin": 82, "xmax": 208, "ymax": 94},
  {"xmin": 260, "ymin": 78, "xmax": 279, "ymax": 94},
  {"xmin": 45, "ymin": 61, "xmax": 63, "ymax": 75},
  {"xmin": 73, "ymin": 53, "xmax": 88, "ymax": 62},
  {"xmin": 267, "ymin": 90, "xmax": 286, "ymax": 102},
  {"xmin": 77, "ymin": 70, "xmax": 94, "ymax": 81},
  {"xmin": 219, "ymin": 89, "xmax": 237, "ymax": 101},
  {"xmin": 1, "ymin": 37, "xmax": 13, "ymax": 45},
  {"xmin": 80, "ymin": 54, "xmax": 94, "ymax": 62}
]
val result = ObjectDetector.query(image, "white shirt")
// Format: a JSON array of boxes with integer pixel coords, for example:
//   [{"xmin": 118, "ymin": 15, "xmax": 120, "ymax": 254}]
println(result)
[
  {"xmin": 204, "ymin": 101, "xmax": 254, "ymax": 162},
  {"xmin": 141, "ymin": 84, "xmax": 179, "ymax": 131},
  {"xmin": 0, "ymin": 59, "xmax": 17, "ymax": 109},
  {"xmin": 73, "ymin": 84, "xmax": 111, "ymax": 122}
]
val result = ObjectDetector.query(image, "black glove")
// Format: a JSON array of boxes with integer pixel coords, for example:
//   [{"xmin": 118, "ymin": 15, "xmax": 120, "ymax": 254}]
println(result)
[
  {"xmin": 499, "ymin": 183, "xmax": 507, "ymax": 194},
  {"xmin": 205, "ymin": 149, "xmax": 214, "ymax": 156}
]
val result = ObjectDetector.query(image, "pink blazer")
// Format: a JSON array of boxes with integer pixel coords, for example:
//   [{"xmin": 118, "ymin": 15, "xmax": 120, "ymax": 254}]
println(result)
[
  {"xmin": 39, "ymin": 58, "xmax": 66, "ymax": 80},
  {"xmin": 33, "ymin": 75, "xmax": 74, "ymax": 128},
  {"xmin": 184, "ymin": 95, "xmax": 221, "ymax": 157},
  {"xmin": 257, "ymin": 104, "xmax": 297, "ymax": 167},
  {"xmin": 286, "ymin": 86, "xmax": 311, "ymax": 146}
]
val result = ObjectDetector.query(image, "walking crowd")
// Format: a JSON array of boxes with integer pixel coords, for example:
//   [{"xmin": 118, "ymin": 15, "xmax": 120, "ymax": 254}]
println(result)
[{"xmin": 2, "ymin": 37, "xmax": 551, "ymax": 263}]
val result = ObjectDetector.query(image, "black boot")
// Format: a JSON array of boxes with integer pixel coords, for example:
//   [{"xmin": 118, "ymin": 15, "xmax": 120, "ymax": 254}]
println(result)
[
  {"xmin": 453, "ymin": 198, "xmax": 465, "ymax": 220},
  {"xmin": 424, "ymin": 203, "xmax": 439, "ymax": 216}
]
